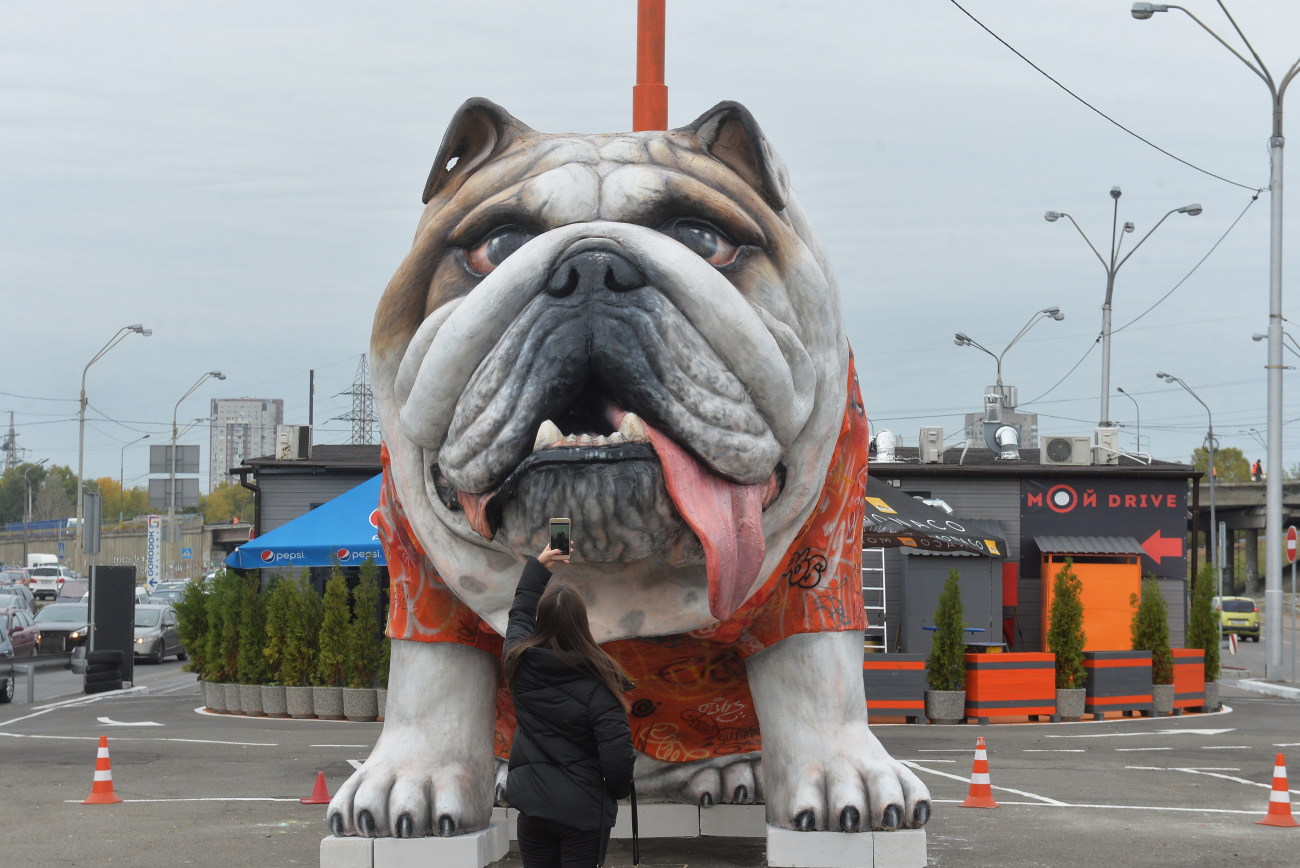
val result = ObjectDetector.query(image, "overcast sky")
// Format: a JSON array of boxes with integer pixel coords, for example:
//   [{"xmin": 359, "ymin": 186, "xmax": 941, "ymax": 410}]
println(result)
[{"xmin": 3, "ymin": 0, "xmax": 1298, "ymax": 495}]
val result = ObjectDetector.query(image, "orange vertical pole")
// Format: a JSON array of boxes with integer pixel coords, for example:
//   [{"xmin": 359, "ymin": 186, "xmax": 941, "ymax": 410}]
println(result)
[{"xmin": 633, "ymin": 0, "xmax": 667, "ymax": 131}]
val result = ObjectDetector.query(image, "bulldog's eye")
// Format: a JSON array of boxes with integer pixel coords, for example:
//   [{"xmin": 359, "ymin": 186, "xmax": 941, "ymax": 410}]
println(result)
[
  {"xmin": 663, "ymin": 220, "xmax": 739, "ymax": 267},
  {"xmin": 466, "ymin": 227, "xmax": 534, "ymax": 276}
]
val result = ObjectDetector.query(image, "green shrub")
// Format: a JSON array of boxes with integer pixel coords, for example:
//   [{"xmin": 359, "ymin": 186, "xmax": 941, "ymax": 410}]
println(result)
[
  {"xmin": 926, "ymin": 569, "xmax": 966, "ymax": 691},
  {"xmin": 1131, "ymin": 577, "xmax": 1173, "ymax": 685},
  {"xmin": 1185, "ymin": 563, "xmax": 1220, "ymax": 682},
  {"xmin": 346, "ymin": 560, "xmax": 384, "ymax": 689},
  {"xmin": 174, "ymin": 578, "xmax": 211, "ymax": 677},
  {"xmin": 315, "ymin": 566, "xmax": 350, "ymax": 687},
  {"xmin": 264, "ymin": 571, "xmax": 315, "ymax": 687},
  {"xmin": 1046, "ymin": 559, "xmax": 1087, "ymax": 689},
  {"xmin": 235, "ymin": 575, "xmax": 267, "ymax": 685},
  {"xmin": 203, "ymin": 570, "xmax": 243, "ymax": 683}
]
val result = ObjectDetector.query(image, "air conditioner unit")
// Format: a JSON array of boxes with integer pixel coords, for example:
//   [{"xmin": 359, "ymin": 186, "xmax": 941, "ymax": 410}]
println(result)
[
  {"xmin": 1094, "ymin": 427, "xmax": 1120, "ymax": 466},
  {"xmin": 1041, "ymin": 435, "xmax": 1091, "ymax": 466},
  {"xmin": 276, "ymin": 425, "xmax": 312, "ymax": 460},
  {"xmin": 918, "ymin": 427, "xmax": 944, "ymax": 464}
]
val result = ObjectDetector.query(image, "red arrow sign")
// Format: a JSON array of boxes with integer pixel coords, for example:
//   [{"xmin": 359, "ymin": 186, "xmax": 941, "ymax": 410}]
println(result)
[{"xmin": 1141, "ymin": 530, "xmax": 1183, "ymax": 564}]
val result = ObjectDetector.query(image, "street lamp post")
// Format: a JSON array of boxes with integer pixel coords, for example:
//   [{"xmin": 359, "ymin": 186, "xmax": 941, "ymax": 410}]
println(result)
[
  {"xmin": 1045, "ymin": 190, "xmax": 1201, "ymax": 428},
  {"xmin": 1158, "ymin": 371, "xmax": 1219, "ymax": 644},
  {"xmin": 118, "ymin": 434, "xmax": 149, "ymax": 528},
  {"xmin": 75, "ymin": 324, "xmax": 151, "ymax": 571},
  {"xmin": 954, "ymin": 306, "xmax": 1067, "ymax": 403},
  {"xmin": 22, "ymin": 459, "xmax": 49, "ymax": 563},
  {"xmin": 169, "ymin": 373, "xmax": 224, "ymax": 578},
  {"xmin": 1116, "ymin": 386, "xmax": 1142, "ymax": 453},
  {"xmin": 1133, "ymin": 0, "xmax": 1300, "ymax": 680}
]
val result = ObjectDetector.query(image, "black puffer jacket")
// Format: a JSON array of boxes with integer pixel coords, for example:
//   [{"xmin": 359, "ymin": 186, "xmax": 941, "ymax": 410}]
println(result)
[{"xmin": 504, "ymin": 558, "xmax": 635, "ymax": 831}]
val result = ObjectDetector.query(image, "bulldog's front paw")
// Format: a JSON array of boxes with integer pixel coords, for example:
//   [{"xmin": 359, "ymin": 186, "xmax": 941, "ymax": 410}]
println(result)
[
  {"xmin": 327, "ymin": 640, "xmax": 497, "ymax": 838},
  {"xmin": 634, "ymin": 751, "xmax": 764, "ymax": 806},
  {"xmin": 764, "ymin": 720, "xmax": 929, "ymax": 832},
  {"xmin": 328, "ymin": 723, "xmax": 492, "ymax": 838}
]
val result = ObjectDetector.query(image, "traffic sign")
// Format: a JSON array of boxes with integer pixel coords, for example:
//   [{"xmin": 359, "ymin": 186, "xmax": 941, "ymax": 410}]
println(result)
[
  {"xmin": 1287, "ymin": 526, "xmax": 1298, "ymax": 565},
  {"xmin": 181, "ymin": 547, "xmax": 194, "ymax": 560}
]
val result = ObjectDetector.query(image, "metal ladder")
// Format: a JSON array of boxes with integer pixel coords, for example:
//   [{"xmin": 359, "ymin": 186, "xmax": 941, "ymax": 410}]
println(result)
[{"xmin": 861, "ymin": 547, "xmax": 887, "ymax": 651}]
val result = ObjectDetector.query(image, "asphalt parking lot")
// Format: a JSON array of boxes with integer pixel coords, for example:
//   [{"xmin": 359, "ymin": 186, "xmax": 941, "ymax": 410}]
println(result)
[{"xmin": 2, "ymin": 670, "xmax": 1298, "ymax": 868}]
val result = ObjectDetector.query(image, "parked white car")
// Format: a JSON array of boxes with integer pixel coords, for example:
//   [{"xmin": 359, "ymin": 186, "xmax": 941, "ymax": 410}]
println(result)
[{"xmin": 28, "ymin": 565, "xmax": 80, "ymax": 601}]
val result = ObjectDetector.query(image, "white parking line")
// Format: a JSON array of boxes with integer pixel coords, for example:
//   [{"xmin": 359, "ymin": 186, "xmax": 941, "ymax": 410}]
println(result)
[
  {"xmin": 0, "ymin": 732, "xmax": 278, "ymax": 747},
  {"xmin": 1023, "ymin": 749, "xmax": 1085, "ymax": 753},
  {"xmin": 903, "ymin": 761, "xmax": 1069, "ymax": 806},
  {"xmin": 1115, "ymin": 747, "xmax": 1172, "ymax": 752},
  {"xmin": 63, "ymin": 797, "xmax": 304, "ymax": 804}
]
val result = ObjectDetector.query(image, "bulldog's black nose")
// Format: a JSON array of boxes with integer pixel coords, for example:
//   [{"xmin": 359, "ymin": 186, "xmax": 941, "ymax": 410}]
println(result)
[{"xmin": 547, "ymin": 250, "xmax": 646, "ymax": 297}]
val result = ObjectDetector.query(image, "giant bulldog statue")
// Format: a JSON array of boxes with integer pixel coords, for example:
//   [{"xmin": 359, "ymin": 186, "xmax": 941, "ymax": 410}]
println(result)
[{"xmin": 329, "ymin": 98, "xmax": 932, "ymax": 840}]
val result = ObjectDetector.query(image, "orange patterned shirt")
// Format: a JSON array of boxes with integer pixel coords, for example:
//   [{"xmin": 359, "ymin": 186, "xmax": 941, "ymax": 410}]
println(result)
[{"xmin": 381, "ymin": 361, "xmax": 869, "ymax": 761}]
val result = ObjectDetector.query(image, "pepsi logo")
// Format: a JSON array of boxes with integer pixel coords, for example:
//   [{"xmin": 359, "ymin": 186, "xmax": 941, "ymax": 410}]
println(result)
[
  {"xmin": 260, "ymin": 550, "xmax": 274, "ymax": 563},
  {"xmin": 368, "ymin": 508, "xmax": 380, "ymax": 529},
  {"xmin": 337, "ymin": 548, "xmax": 350, "ymax": 561}
]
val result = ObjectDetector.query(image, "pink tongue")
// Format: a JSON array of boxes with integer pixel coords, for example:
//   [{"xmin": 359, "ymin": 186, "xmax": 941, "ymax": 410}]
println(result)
[{"xmin": 642, "ymin": 422, "xmax": 766, "ymax": 621}]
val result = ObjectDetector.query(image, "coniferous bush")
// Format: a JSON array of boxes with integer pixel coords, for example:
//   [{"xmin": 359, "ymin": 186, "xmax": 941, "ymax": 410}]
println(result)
[
  {"xmin": 926, "ymin": 569, "xmax": 966, "ymax": 691},
  {"xmin": 1131, "ymin": 577, "xmax": 1173, "ymax": 685},
  {"xmin": 174, "ymin": 577, "xmax": 211, "ymax": 677},
  {"xmin": 1185, "ymin": 563, "xmax": 1221, "ymax": 682},
  {"xmin": 235, "ymin": 575, "xmax": 268, "ymax": 685},
  {"xmin": 1046, "ymin": 559, "xmax": 1087, "ymax": 689},
  {"xmin": 204, "ymin": 569, "xmax": 242, "ymax": 683},
  {"xmin": 315, "ymin": 566, "xmax": 350, "ymax": 687},
  {"xmin": 346, "ymin": 560, "xmax": 383, "ymax": 689}
]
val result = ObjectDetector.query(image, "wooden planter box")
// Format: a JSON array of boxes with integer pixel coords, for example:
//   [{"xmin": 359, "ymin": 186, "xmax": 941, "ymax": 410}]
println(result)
[
  {"xmin": 863, "ymin": 654, "xmax": 927, "ymax": 724},
  {"xmin": 1084, "ymin": 651, "xmax": 1153, "ymax": 720},
  {"xmin": 963, "ymin": 652, "xmax": 1057, "ymax": 724},
  {"xmin": 1172, "ymin": 649, "xmax": 1205, "ymax": 715}
]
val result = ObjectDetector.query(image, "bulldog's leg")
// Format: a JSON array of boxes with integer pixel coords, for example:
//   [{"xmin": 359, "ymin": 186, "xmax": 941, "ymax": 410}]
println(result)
[
  {"xmin": 634, "ymin": 752, "xmax": 764, "ymax": 806},
  {"xmin": 746, "ymin": 631, "xmax": 931, "ymax": 832},
  {"xmin": 328, "ymin": 640, "xmax": 496, "ymax": 838}
]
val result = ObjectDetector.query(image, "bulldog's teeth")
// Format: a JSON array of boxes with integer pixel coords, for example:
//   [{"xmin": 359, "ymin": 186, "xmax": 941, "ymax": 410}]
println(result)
[
  {"xmin": 619, "ymin": 413, "xmax": 648, "ymax": 442},
  {"xmin": 564, "ymin": 434, "xmax": 578, "ymax": 444},
  {"xmin": 578, "ymin": 434, "xmax": 593, "ymax": 446},
  {"xmin": 590, "ymin": 434, "xmax": 608, "ymax": 446},
  {"xmin": 608, "ymin": 432, "xmax": 624, "ymax": 445},
  {"xmin": 533, "ymin": 420, "xmax": 563, "ymax": 452}
]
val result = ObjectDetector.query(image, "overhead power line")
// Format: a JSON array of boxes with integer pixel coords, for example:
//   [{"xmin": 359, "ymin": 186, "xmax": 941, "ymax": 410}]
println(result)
[{"xmin": 945, "ymin": 0, "xmax": 1262, "ymax": 192}]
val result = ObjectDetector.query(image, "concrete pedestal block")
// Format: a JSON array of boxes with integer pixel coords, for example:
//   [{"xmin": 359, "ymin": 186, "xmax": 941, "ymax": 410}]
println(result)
[
  {"xmin": 320, "ymin": 822, "xmax": 508, "ymax": 868},
  {"xmin": 609, "ymin": 803, "xmax": 700, "ymax": 838},
  {"xmin": 871, "ymin": 829, "xmax": 927, "ymax": 868},
  {"xmin": 699, "ymin": 803, "xmax": 767, "ymax": 837},
  {"xmin": 768, "ymin": 826, "xmax": 927, "ymax": 868},
  {"xmin": 319, "ymin": 836, "xmax": 373, "ymax": 868}
]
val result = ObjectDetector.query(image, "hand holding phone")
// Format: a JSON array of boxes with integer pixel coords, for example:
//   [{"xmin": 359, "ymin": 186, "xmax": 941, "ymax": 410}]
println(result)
[{"xmin": 548, "ymin": 517, "xmax": 572, "ymax": 555}]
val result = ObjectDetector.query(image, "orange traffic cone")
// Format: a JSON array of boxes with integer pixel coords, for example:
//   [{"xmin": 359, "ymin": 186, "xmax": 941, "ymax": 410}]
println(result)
[
  {"xmin": 301, "ymin": 770, "xmax": 332, "ymax": 805},
  {"xmin": 82, "ymin": 735, "xmax": 122, "ymax": 805},
  {"xmin": 960, "ymin": 736, "xmax": 999, "ymax": 809},
  {"xmin": 1257, "ymin": 753, "xmax": 1299, "ymax": 827}
]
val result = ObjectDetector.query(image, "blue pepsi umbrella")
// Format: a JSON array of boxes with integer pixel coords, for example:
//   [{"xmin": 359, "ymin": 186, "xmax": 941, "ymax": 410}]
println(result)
[{"xmin": 225, "ymin": 475, "xmax": 385, "ymax": 569}]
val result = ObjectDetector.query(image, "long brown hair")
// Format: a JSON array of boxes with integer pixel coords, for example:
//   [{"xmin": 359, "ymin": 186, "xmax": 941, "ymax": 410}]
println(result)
[{"xmin": 503, "ymin": 581, "xmax": 632, "ymax": 711}]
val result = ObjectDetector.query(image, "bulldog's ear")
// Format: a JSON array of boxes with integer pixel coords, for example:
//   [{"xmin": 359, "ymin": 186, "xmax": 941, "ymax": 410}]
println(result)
[
  {"xmin": 423, "ymin": 98, "xmax": 534, "ymax": 204},
  {"xmin": 684, "ymin": 101, "xmax": 790, "ymax": 211}
]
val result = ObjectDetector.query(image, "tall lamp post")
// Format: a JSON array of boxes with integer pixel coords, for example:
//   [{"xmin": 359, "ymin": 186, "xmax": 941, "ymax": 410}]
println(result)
[
  {"xmin": 1133, "ymin": 0, "xmax": 1299, "ymax": 679},
  {"xmin": 76, "ymin": 324, "xmax": 151, "ymax": 570},
  {"xmin": 118, "ymin": 434, "xmax": 149, "ymax": 528},
  {"xmin": 1045, "ymin": 190, "xmax": 1201, "ymax": 428},
  {"xmin": 169, "ymin": 372, "xmax": 224, "ymax": 578},
  {"xmin": 954, "ymin": 306, "xmax": 1066, "ymax": 403},
  {"xmin": 1158, "ymin": 370, "xmax": 1219, "ymax": 643},
  {"xmin": 1116, "ymin": 386, "xmax": 1143, "ymax": 453}
]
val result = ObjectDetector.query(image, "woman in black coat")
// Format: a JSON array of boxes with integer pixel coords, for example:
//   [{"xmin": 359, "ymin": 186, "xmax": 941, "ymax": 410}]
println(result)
[{"xmin": 502, "ymin": 543, "xmax": 636, "ymax": 868}]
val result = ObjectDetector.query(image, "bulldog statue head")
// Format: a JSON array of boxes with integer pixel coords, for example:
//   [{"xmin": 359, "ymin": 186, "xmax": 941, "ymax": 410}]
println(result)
[{"xmin": 373, "ymin": 98, "xmax": 848, "ymax": 639}]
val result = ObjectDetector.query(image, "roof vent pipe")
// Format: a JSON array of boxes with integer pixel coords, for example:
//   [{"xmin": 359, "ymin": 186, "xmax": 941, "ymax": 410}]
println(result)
[{"xmin": 875, "ymin": 429, "xmax": 898, "ymax": 463}]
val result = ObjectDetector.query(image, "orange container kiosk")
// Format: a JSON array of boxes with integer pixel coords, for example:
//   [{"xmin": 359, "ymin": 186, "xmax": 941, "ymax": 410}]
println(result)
[
  {"xmin": 1172, "ymin": 648, "xmax": 1205, "ymax": 714},
  {"xmin": 963, "ymin": 651, "xmax": 1057, "ymax": 724},
  {"xmin": 1038, "ymin": 537, "xmax": 1143, "ymax": 651}
]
